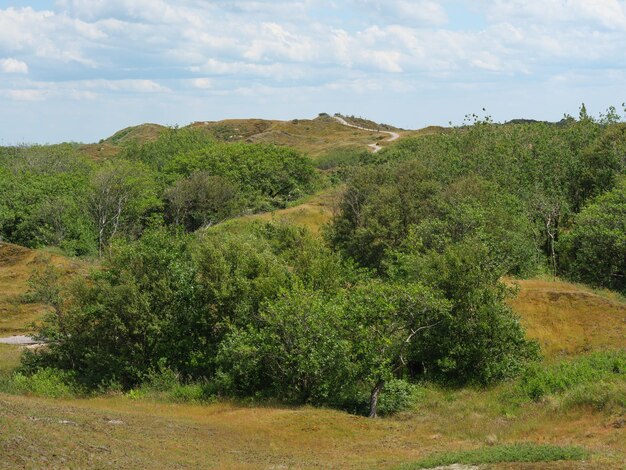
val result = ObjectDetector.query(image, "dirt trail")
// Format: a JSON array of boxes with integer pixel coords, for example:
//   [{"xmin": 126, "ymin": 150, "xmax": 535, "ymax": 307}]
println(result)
[
  {"xmin": 332, "ymin": 116, "xmax": 399, "ymax": 153},
  {"xmin": 0, "ymin": 335, "xmax": 41, "ymax": 346}
]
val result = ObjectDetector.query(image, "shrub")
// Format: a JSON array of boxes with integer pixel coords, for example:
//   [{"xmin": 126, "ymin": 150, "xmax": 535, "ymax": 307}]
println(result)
[
  {"xmin": 3, "ymin": 368, "xmax": 78, "ymax": 399},
  {"xmin": 559, "ymin": 381, "xmax": 626, "ymax": 412},
  {"xmin": 561, "ymin": 179, "xmax": 626, "ymax": 293},
  {"xmin": 518, "ymin": 350, "xmax": 626, "ymax": 401}
]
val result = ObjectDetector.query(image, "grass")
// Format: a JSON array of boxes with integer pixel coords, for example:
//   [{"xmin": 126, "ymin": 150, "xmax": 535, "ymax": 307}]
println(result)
[
  {"xmin": 0, "ymin": 379, "xmax": 623, "ymax": 469},
  {"xmin": 518, "ymin": 350, "xmax": 626, "ymax": 402},
  {"xmin": 78, "ymin": 116, "xmax": 417, "ymax": 161},
  {"xmin": 508, "ymin": 278, "xmax": 626, "ymax": 359},
  {"xmin": 227, "ymin": 187, "xmax": 340, "ymax": 234},
  {"xmin": 0, "ymin": 231, "xmax": 624, "ymax": 467},
  {"xmin": 0, "ymin": 242, "xmax": 90, "ymax": 335},
  {"xmin": 0, "ymin": 344, "xmax": 21, "ymax": 374},
  {"xmin": 402, "ymin": 443, "xmax": 589, "ymax": 469}
]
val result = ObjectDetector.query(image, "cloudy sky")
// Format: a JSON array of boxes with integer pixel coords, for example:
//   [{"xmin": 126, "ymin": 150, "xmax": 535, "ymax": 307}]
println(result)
[{"xmin": 1, "ymin": 0, "xmax": 625, "ymax": 143}]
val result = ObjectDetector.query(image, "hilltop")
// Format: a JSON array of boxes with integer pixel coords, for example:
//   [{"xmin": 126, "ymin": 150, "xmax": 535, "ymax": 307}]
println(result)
[{"xmin": 78, "ymin": 114, "xmax": 419, "ymax": 161}]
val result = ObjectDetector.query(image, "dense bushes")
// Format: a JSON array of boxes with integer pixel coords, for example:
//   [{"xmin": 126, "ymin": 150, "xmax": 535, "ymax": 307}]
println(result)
[
  {"xmin": 331, "ymin": 112, "xmax": 626, "ymax": 288},
  {"xmin": 9, "ymin": 109, "xmax": 626, "ymax": 415},
  {"xmin": 329, "ymin": 163, "xmax": 538, "ymax": 276},
  {"xmin": 24, "ymin": 221, "xmax": 537, "ymax": 416},
  {"xmin": 0, "ymin": 128, "xmax": 317, "ymax": 255},
  {"xmin": 518, "ymin": 350, "xmax": 626, "ymax": 405},
  {"xmin": 561, "ymin": 179, "xmax": 626, "ymax": 293}
]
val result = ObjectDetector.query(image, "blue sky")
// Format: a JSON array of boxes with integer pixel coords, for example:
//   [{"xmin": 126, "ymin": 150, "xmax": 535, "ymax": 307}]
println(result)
[{"xmin": 1, "ymin": 0, "xmax": 625, "ymax": 143}]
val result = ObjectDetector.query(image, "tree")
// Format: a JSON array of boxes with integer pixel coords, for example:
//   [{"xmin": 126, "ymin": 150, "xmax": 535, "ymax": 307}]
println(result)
[
  {"xmin": 561, "ymin": 178, "xmax": 626, "ymax": 293},
  {"xmin": 390, "ymin": 238, "xmax": 540, "ymax": 384},
  {"xmin": 343, "ymin": 281, "xmax": 450, "ymax": 417},
  {"xmin": 88, "ymin": 159, "xmax": 160, "ymax": 255},
  {"xmin": 164, "ymin": 172, "xmax": 239, "ymax": 231}
]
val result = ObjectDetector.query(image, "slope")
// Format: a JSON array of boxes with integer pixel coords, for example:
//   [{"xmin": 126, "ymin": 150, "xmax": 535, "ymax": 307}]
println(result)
[{"xmin": 0, "ymin": 243, "xmax": 88, "ymax": 335}]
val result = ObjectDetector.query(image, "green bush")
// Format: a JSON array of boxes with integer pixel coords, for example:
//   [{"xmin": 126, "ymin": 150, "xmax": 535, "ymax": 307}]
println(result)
[
  {"xmin": 129, "ymin": 366, "xmax": 216, "ymax": 404},
  {"xmin": 336, "ymin": 379, "xmax": 422, "ymax": 416},
  {"xmin": 518, "ymin": 350, "xmax": 626, "ymax": 401},
  {"xmin": 559, "ymin": 381, "xmax": 626, "ymax": 412},
  {"xmin": 561, "ymin": 179, "xmax": 626, "ymax": 293},
  {"xmin": 3, "ymin": 368, "xmax": 78, "ymax": 398}
]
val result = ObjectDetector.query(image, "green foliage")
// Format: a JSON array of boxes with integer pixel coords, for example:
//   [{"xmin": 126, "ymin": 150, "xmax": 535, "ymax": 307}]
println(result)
[
  {"xmin": 403, "ymin": 443, "xmax": 588, "ymax": 469},
  {"xmin": 164, "ymin": 172, "xmax": 241, "ymax": 231},
  {"xmin": 24, "ymin": 219, "xmax": 538, "ymax": 414},
  {"xmin": 330, "ymin": 163, "xmax": 538, "ymax": 276},
  {"xmin": 336, "ymin": 379, "xmax": 422, "ymax": 416},
  {"xmin": 0, "ymin": 368, "xmax": 78, "ymax": 399},
  {"xmin": 561, "ymin": 179, "xmax": 626, "ymax": 293},
  {"xmin": 351, "ymin": 116, "xmax": 626, "ymax": 277},
  {"xmin": 559, "ymin": 380, "xmax": 626, "ymax": 412},
  {"xmin": 88, "ymin": 159, "xmax": 161, "ymax": 254},
  {"xmin": 0, "ymin": 145, "xmax": 95, "ymax": 254},
  {"xmin": 124, "ymin": 127, "xmax": 318, "ymax": 212},
  {"xmin": 216, "ymin": 288, "xmax": 355, "ymax": 403},
  {"xmin": 518, "ymin": 350, "xmax": 626, "ymax": 401},
  {"xmin": 0, "ymin": 127, "xmax": 318, "ymax": 254},
  {"xmin": 392, "ymin": 239, "xmax": 539, "ymax": 384}
]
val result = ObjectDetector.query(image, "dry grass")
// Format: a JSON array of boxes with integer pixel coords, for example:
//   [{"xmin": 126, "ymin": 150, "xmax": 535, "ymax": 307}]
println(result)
[
  {"xmin": 508, "ymin": 278, "xmax": 626, "ymax": 359},
  {"xmin": 78, "ymin": 123, "xmax": 166, "ymax": 160},
  {"xmin": 194, "ymin": 116, "xmax": 393, "ymax": 158},
  {"xmin": 76, "ymin": 117, "xmax": 422, "ymax": 161},
  {"xmin": 0, "ymin": 344, "xmax": 21, "ymax": 374},
  {"xmin": 0, "ymin": 385, "xmax": 623, "ymax": 469},
  {"xmin": 0, "ymin": 243, "xmax": 90, "ymax": 335},
  {"xmin": 233, "ymin": 187, "xmax": 341, "ymax": 234}
]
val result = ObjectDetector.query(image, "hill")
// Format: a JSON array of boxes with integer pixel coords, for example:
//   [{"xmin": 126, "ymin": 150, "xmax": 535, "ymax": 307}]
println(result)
[
  {"xmin": 510, "ymin": 278, "xmax": 626, "ymax": 358},
  {"xmin": 0, "ymin": 243, "xmax": 89, "ymax": 335},
  {"xmin": 76, "ymin": 115, "xmax": 421, "ymax": 161}
]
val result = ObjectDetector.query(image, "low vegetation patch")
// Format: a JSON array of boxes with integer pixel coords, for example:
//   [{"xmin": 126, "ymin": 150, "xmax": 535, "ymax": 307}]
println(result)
[
  {"xmin": 402, "ymin": 443, "xmax": 589, "ymax": 469},
  {"xmin": 518, "ymin": 350, "xmax": 626, "ymax": 402}
]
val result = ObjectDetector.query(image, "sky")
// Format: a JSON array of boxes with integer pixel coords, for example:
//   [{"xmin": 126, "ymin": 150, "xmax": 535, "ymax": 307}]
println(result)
[{"xmin": 1, "ymin": 0, "xmax": 625, "ymax": 144}]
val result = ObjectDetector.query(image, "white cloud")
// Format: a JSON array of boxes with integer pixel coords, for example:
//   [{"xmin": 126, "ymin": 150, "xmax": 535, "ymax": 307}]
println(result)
[
  {"xmin": 1, "ymin": 1, "xmax": 626, "ymax": 143},
  {"xmin": 3, "ymin": 89, "xmax": 45, "ymax": 100},
  {"xmin": 191, "ymin": 78, "xmax": 212, "ymax": 89},
  {"xmin": 0, "ymin": 58, "xmax": 28, "ymax": 74}
]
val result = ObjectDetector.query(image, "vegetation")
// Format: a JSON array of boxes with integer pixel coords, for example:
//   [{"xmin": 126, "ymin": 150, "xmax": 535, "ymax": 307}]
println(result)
[
  {"xmin": 0, "ymin": 106, "xmax": 625, "ymax": 466},
  {"xmin": 0, "ymin": 128, "xmax": 317, "ymax": 256},
  {"xmin": 12, "ymin": 219, "xmax": 538, "ymax": 417},
  {"xmin": 403, "ymin": 443, "xmax": 588, "ymax": 469},
  {"xmin": 562, "ymin": 178, "xmax": 626, "ymax": 293}
]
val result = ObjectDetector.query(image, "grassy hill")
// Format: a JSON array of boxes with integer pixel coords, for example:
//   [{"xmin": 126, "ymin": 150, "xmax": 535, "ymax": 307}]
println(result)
[
  {"xmin": 0, "ymin": 243, "xmax": 90, "ymax": 336},
  {"xmin": 76, "ymin": 115, "xmax": 420, "ymax": 161},
  {"xmin": 510, "ymin": 278, "xmax": 626, "ymax": 359}
]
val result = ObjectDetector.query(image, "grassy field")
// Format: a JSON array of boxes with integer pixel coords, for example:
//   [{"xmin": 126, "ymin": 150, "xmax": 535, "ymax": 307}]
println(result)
[
  {"xmin": 227, "ymin": 187, "xmax": 339, "ymax": 234},
  {"xmin": 509, "ymin": 278, "xmax": 626, "ymax": 359},
  {"xmin": 0, "ymin": 372, "xmax": 623, "ymax": 468}
]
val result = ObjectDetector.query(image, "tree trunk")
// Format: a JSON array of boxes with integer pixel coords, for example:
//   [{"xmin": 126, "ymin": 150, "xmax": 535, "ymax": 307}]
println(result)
[{"xmin": 368, "ymin": 379, "xmax": 384, "ymax": 418}]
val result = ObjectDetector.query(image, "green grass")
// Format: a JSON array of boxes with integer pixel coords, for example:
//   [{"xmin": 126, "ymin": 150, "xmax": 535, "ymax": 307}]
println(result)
[
  {"xmin": 402, "ymin": 443, "xmax": 589, "ymax": 469},
  {"xmin": 518, "ymin": 350, "xmax": 626, "ymax": 401},
  {"xmin": 0, "ymin": 344, "xmax": 22, "ymax": 375}
]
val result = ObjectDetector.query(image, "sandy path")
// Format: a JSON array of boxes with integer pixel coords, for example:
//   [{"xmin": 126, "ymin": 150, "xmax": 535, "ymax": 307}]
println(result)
[
  {"xmin": 333, "ymin": 116, "xmax": 400, "ymax": 153},
  {"xmin": 0, "ymin": 335, "xmax": 42, "ymax": 346}
]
